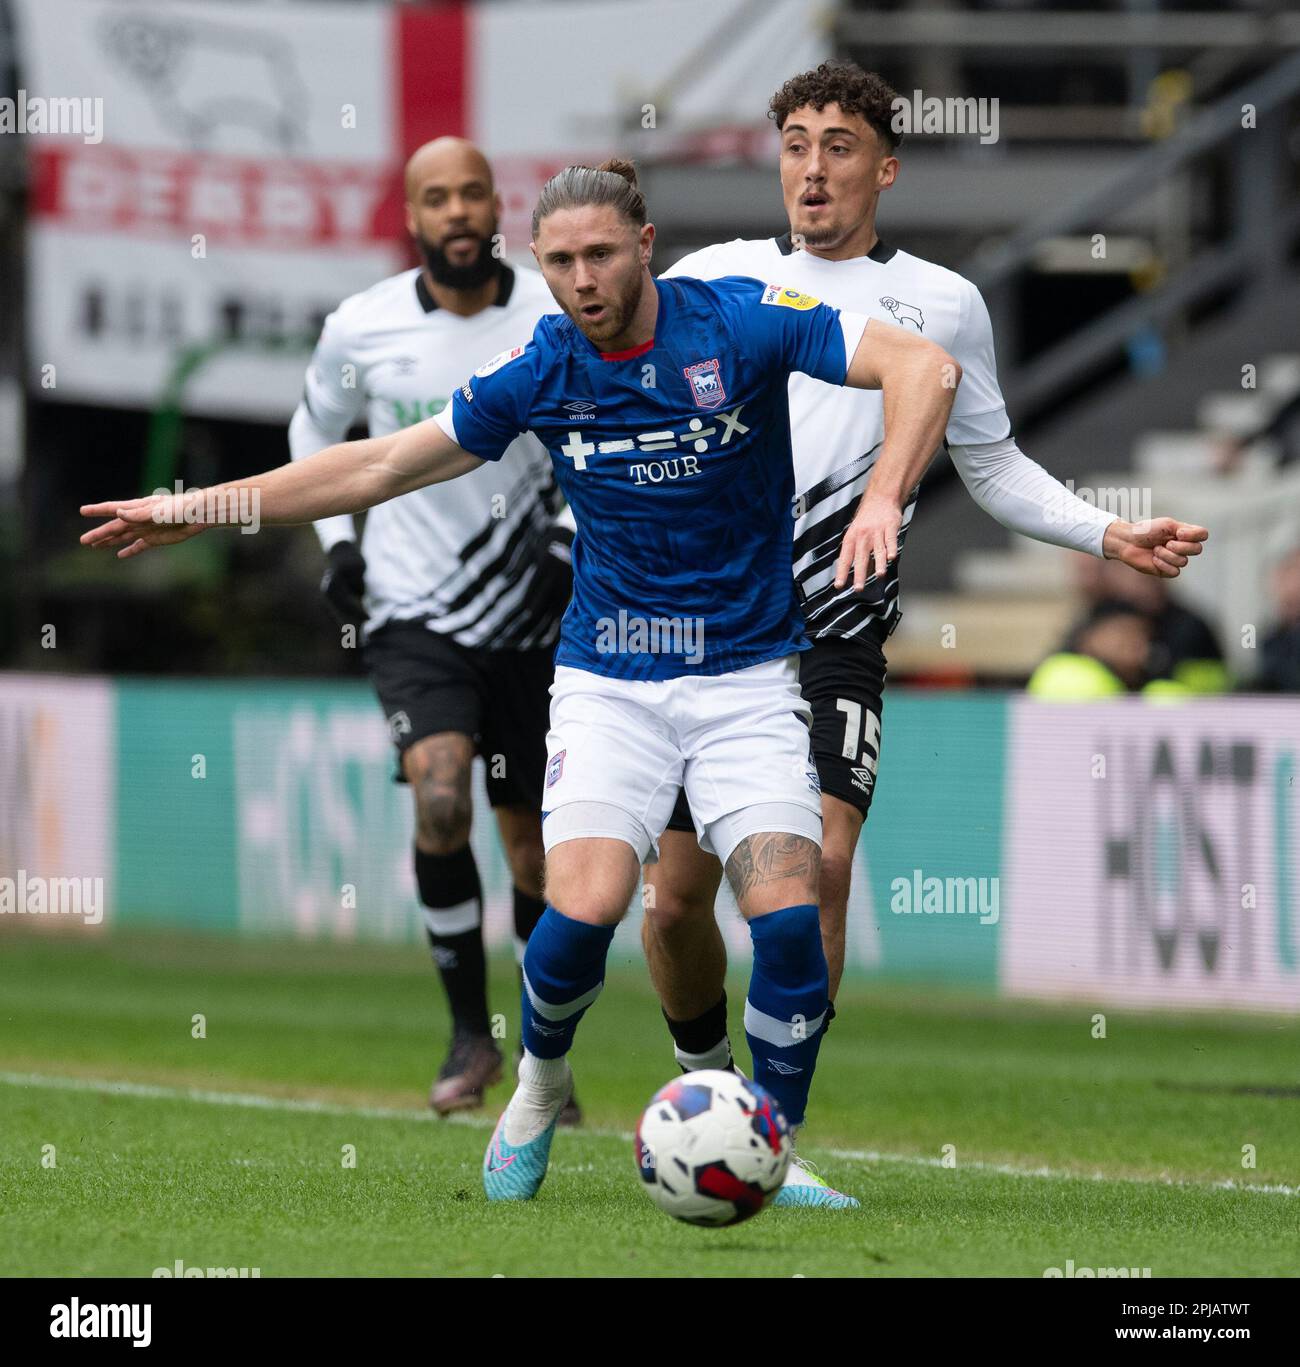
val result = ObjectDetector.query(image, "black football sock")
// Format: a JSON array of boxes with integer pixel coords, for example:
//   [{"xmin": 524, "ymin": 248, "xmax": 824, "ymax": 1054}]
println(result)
[
  {"xmin": 513, "ymin": 887, "xmax": 548, "ymax": 1060},
  {"xmin": 415, "ymin": 845, "xmax": 491, "ymax": 1038},
  {"xmin": 663, "ymin": 992, "xmax": 734, "ymax": 1073}
]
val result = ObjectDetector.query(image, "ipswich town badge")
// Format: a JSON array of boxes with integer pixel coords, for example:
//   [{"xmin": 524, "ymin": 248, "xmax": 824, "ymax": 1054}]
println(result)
[{"xmin": 683, "ymin": 358, "xmax": 725, "ymax": 409}]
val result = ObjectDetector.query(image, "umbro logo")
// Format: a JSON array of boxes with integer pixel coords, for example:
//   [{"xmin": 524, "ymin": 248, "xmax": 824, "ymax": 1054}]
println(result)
[
  {"xmin": 851, "ymin": 766, "xmax": 875, "ymax": 793},
  {"xmin": 767, "ymin": 1058, "xmax": 803, "ymax": 1076},
  {"xmin": 563, "ymin": 400, "xmax": 597, "ymax": 421},
  {"xmin": 530, "ymin": 1018, "xmax": 565, "ymax": 1037},
  {"xmin": 387, "ymin": 710, "xmax": 412, "ymax": 741}
]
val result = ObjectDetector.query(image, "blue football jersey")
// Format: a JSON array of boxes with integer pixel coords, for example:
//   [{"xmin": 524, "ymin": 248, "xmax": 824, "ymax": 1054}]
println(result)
[{"xmin": 437, "ymin": 275, "xmax": 866, "ymax": 680}]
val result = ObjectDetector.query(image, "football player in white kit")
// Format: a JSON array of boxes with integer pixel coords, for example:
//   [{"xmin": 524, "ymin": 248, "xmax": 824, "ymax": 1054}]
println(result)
[
  {"xmin": 645, "ymin": 62, "xmax": 1209, "ymax": 1207},
  {"xmin": 289, "ymin": 138, "xmax": 580, "ymax": 1120}
]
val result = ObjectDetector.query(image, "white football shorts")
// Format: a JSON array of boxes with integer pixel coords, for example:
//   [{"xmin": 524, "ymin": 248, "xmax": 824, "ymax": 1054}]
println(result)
[{"xmin": 540, "ymin": 655, "xmax": 823, "ymax": 865}]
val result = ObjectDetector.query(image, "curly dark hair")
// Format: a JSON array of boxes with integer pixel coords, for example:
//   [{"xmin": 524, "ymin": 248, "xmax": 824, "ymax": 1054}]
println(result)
[{"xmin": 769, "ymin": 60, "xmax": 901, "ymax": 152}]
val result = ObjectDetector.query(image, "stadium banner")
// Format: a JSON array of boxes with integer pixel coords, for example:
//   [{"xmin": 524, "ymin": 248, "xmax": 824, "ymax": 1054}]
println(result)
[
  {"xmin": 15, "ymin": 0, "xmax": 432, "ymax": 420},
  {"xmin": 104, "ymin": 682, "xmax": 1008, "ymax": 979},
  {"xmin": 471, "ymin": 0, "xmax": 829, "ymax": 249},
  {"xmin": 115, "ymin": 679, "xmax": 453, "ymax": 943},
  {"xmin": 1002, "ymin": 698, "xmax": 1300, "ymax": 1013},
  {"xmin": 14, "ymin": 0, "xmax": 827, "ymax": 420},
  {"xmin": 12, "ymin": 673, "xmax": 1296, "ymax": 1011},
  {"xmin": 0, "ymin": 673, "xmax": 115, "ymax": 933},
  {"xmin": 844, "ymin": 692, "xmax": 1006, "ymax": 986}
]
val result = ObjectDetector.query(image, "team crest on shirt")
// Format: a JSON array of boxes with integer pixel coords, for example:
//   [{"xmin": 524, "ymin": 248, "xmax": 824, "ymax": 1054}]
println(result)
[
  {"xmin": 546, "ymin": 749, "xmax": 566, "ymax": 787},
  {"xmin": 474, "ymin": 344, "xmax": 526, "ymax": 377},
  {"xmin": 683, "ymin": 358, "xmax": 726, "ymax": 409},
  {"xmin": 761, "ymin": 284, "xmax": 821, "ymax": 311},
  {"xmin": 879, "ymin": 296, "xmax": 924, "ymax": 331}
]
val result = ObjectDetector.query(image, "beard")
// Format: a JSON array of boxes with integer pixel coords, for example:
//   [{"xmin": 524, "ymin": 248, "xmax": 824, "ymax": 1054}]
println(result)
[
  {"xmin": 570, "ymin": 270, "xmax": 644, "ymax": 344},
  {"xmin": 792, "ymin": 214, "xmax": 843, "ymax": 248},
  {"xmin": 418, "ymin": 226, "xmax": 500, "ymax": 290}
]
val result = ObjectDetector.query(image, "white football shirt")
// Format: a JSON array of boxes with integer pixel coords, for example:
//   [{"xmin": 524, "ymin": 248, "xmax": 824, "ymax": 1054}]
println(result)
[
  {"xmin": 663, "ymin": 235, "xmax": 1010, "ymax": 640},
  {"xmin": 289, "ymin": 263, "xmax": 564, "ymax": 648}
]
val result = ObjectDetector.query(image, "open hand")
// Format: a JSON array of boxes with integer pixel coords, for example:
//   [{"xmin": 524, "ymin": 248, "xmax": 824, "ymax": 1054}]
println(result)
[
  {"xmin": 80, "ymin": 493, "xmax": 210, "ymax": 559},
  {"xmin": 835, "ymin": 492, "xmax": 902, "ymax": 592}
]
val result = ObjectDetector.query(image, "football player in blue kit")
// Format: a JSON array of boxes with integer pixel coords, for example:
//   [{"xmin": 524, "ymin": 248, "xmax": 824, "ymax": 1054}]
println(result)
[{"xmin": 80, "ymin": 158, "xmax": 959, "ymax": 1203}]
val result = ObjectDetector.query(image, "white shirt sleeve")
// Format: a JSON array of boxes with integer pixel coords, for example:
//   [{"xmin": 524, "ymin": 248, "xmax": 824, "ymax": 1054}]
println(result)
[
  {"xmin": 432, "ymin": 402, "xmax": 459, "ymax": 444},
  {"xmin": 838, "ymin": 310, "xmax": 869, "ymax": 372},
  {"xmin": 946, "ymin": 280, "xmax": 1012, "ymax": 446},
  {"xmin": 289, "ymin": 308, "xmax": 367, "ymax": 552},
  {"xmin": 948, "ymin": 437, "xmax": 1117, "ymax": 558}
]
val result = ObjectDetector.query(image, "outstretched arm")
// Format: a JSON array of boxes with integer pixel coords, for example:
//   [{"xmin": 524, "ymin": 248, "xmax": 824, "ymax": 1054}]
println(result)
[
  {"xmin": 81, "ymin": 418, "xmax": 483, "ymax": 559},
  {"xmin": 837, "ymin": 319, "xmax": 960, "ymax": 590},
  {"xmin": 949, "ymin": 438, "xmax": 1208, "ymax": 578}
]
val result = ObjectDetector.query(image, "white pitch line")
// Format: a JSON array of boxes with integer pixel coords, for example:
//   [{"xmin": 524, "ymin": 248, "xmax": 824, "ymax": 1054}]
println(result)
[
  {"xmin": 2, "ymin": 1070, "xmax": 1294, "ymax": 1198},
  {"xmin": 0, "ymin": 1070, "xmax": 442, "ymax": 1125},
  {"xmin": 818, "ymin": 1145, "xmax": 1300, "ymax": 1199}
]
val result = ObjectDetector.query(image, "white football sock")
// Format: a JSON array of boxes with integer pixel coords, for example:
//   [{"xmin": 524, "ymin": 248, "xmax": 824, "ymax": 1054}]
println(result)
[
  {"xmin": 674, "ymin": 1039, "xmax": 733, "ymax": 1072},
  {"xmin": 503, "ymin": 1051, "xmax": 572, "ymax": 1145}
]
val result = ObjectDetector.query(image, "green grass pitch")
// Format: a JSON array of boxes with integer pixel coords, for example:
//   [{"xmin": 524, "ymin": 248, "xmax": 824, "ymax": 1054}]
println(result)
[{"xmin": 1, "ymin": 928, "xmax": 1296, "ymax": 1277}]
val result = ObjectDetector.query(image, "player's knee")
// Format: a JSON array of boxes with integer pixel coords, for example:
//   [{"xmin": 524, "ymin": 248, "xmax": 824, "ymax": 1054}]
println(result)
[
  {"xmin": 414, "ymin": 786, "xmax": 472, "ymax": 852},
  {"xmin": 544, "ymin": 880, "xmax": 617, "ymax": 924},
  {"xmin": 544, "ymin": 859, "xmax": 633, "ymax": 927},
  {"xmin": 643, "ymin": 883, "xmax": 713, "ymax": 936}
]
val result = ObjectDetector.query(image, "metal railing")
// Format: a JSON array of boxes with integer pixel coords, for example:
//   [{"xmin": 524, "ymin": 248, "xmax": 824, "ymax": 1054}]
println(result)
[{"xmin": 959, "ymin": 50, "xmax": 1300, "ymax": 424}]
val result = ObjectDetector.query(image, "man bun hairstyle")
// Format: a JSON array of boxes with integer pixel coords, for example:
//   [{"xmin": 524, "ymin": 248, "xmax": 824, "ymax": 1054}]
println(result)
[
  {"xmin": 531, "ymin": 157, "xmax": 647, "ymax": 238},
  {"xmin": 769, "ymin": 60, "xmax": 902, "ymax": 153}
]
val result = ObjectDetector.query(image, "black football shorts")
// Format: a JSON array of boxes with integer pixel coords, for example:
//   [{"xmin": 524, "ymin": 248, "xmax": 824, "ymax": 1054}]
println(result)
[{"xmin": 362, "ymin": 619, "xmax": 554, "ymax": 808}]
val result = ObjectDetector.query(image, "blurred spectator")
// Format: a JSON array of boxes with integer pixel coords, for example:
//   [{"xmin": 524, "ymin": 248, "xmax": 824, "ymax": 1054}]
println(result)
[
  {"xmin": 1068, "ymin": 551, "xmax": 1228, "ymax": 692},
  {"xmin": 1253, "ymin": 547, "xmax": 1300, "ymax": 693},
  {"xmin": 1029, "ymin": 599, "xmax": 1159, "ymax": 699}
]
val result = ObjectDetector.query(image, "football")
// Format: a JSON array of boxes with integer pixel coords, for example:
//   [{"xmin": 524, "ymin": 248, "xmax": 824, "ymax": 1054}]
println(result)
[{"xmin": 634, "ymin": 1070, "xmax": 792, "ymax": 1226}]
